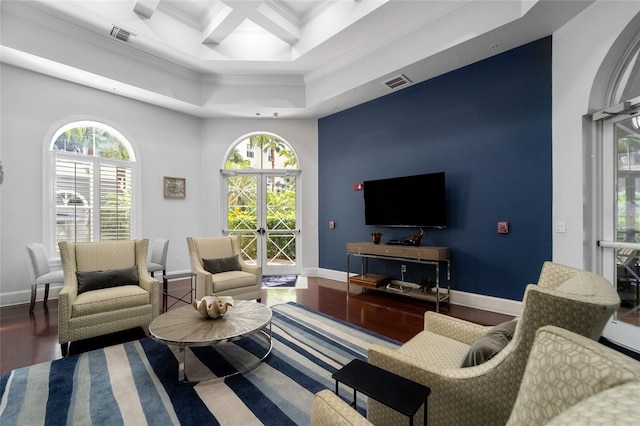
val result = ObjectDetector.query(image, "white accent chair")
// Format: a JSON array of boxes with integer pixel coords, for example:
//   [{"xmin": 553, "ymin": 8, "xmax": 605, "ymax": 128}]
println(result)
[
  {"xmin": 147, "ymin": 238, "xmax": 169, "ymax": 278},
  {"xmin": 186, "ymin": 235, "xmax": 262, "ymax": 301},
  {"xmin": 26, "ymin": 243, "xmax": 64, "ymax": 313}
]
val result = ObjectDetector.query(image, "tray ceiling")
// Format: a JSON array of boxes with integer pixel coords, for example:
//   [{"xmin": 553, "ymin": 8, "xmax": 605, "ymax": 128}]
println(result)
[{"xmin": 0, "ymin": 0, "xmax": 594, "ymax": 118}]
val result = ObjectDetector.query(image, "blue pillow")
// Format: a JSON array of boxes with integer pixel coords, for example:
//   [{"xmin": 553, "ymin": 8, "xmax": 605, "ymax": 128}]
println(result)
[{"xmin": 76, "ymin": 266, "xmax": 139, "ymax": 294}]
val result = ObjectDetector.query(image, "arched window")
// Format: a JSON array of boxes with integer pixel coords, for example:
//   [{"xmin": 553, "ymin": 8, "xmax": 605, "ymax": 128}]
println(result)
[
  {"xmin": 49, "ymin": 121, "xmax": 137, "ymax": 253},
  {"xmin": 593, "ymin": 25, "xmax": 640, "ymax": 353},
  {"xmin": 225, "ymin": 134, "xmax": 299, "ymax": 170},
  {"xmin": 222, "ymin": 133, "xmax": 301, "ymax": 276}
]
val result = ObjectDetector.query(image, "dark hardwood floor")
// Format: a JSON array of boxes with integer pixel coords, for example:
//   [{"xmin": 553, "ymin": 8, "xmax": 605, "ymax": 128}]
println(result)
[{"xmin": 1, "ymin": 277, "xmax": 514, "ymax": 375}]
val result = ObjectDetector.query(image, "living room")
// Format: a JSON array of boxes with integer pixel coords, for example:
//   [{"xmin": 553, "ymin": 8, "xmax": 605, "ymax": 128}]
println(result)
[{"xmin": 1, "ymin": 1, "xmax": 640, "ymax": 422}]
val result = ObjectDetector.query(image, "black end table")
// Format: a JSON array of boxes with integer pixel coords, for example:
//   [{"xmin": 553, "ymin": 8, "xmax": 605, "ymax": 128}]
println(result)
[
  {"xmin": 162, "ymin": 272, "xmax": 196, "ymax": 312},
  {"xmin": 332, "ymin": 358, "xmax": 430, "ymax": 426}
]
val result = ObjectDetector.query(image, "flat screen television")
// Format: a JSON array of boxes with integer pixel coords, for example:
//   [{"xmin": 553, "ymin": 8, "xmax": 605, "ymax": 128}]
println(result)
[{"xmin": 363, "ymin": 172, "xmax": 447, "ymax": 228}]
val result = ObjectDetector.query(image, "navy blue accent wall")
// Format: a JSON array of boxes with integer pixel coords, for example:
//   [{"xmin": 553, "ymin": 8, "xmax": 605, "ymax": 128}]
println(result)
[{"xmin": 318, "ymin": 37, "xmax": 552, "ymax": 301}]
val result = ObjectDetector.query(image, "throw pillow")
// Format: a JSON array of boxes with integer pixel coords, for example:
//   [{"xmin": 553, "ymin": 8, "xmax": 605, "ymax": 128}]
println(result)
[
  {"xmin": 202, "ymin": 256, "xmax": 241, "ymax": 274},
  {"xmin": 76, "ymin": 266, "xmax": 139, "ymax": 294},
  {"xmin": 460, "ymin": 320, "xmax": 517, "ymax": 368}
]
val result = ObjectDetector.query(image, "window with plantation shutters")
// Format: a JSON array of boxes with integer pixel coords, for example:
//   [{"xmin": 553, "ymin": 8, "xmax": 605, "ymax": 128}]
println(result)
[{"xmin": 49, "ymin": 121, "xmax": 137, "ymax": 254}]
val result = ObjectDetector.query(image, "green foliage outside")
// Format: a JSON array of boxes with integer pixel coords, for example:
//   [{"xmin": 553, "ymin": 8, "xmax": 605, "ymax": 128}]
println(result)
[
  {"xmin": 226, "ymin": 135, "xmax": 297, "ymax": 260},
  {"xmin": 101, "ymin": 191, "xmax": 132, "ymax": 240}
]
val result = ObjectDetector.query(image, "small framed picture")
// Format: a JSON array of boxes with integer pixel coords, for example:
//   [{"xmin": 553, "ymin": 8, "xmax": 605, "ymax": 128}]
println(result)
[{"xmin": 164, "ymin": 176, "xmax": 186, "ymax": 199}]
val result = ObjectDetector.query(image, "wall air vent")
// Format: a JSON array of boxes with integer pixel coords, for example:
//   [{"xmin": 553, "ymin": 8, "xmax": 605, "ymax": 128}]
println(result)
[
  {"xmin": 383, "ymin": 74, "xmax": 412, "ymax": 90},
  {"xmin": 109, "ymin": 26, "xmax": 134, "ymax": 43}
]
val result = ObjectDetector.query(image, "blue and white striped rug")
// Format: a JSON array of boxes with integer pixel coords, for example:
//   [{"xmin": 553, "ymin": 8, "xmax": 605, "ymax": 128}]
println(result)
[{"xmin": 0, "ymin": 302, "xmax": 399, "ymax": 425}]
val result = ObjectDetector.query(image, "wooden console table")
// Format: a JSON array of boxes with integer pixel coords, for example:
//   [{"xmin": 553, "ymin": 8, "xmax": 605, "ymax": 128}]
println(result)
[{"xmin": 346, "ymin": 242, "xmax": 451, "ymax": 311}]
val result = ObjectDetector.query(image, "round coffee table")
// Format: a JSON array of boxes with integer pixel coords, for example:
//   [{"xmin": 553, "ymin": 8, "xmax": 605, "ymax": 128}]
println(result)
[{"xmin": 149, "ymin": 300, "xmax": 272, "ymax": 383}]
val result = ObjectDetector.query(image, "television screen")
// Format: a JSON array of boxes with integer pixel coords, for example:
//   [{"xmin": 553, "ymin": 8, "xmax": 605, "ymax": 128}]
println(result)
[{"xmin": 363, "ymin": 172, "xmax": 446, "ymax": 227}]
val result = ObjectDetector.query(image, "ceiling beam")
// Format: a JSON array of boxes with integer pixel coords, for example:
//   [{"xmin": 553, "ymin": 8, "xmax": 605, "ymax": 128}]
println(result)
[
  {"xmin": 202, "ymin": 4, "xmax": 244, "ymax": 45},
  {"xmin": 133, "ymin": 0, "xmax": 160, "ymax": 19},
  {"xmin": 253, "ymin": 2, "xmax": 300, "ymax": 45}
]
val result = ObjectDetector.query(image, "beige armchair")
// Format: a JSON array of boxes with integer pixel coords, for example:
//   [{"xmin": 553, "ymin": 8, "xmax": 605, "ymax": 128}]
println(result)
[
  {"xmin": 58, "ymin": 239, "xmax": 159, "ymax": 356},
  {"xmin": 507, "ymin": 325, "xmax": 640, "ymax": 425},
  {"xmin": 367, "ymin": 261, "xmax": 620, "ymax": 426},
  {"xmin": 186, "ymin": 235, "xmax": 262, "ymax": 301},
  {"xmin": 311, "ymin": 325, "xmax": 640, "ymax": 426},
  {"xmin": 311, "ymin": 389, "xmax": 373, "ymax": 426}
]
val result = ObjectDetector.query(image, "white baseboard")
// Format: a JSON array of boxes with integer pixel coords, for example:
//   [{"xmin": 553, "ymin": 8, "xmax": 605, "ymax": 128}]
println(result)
[
  {"xmin": 2, "ymin": 267, "xmax": 522, "ymax": 317},
  {"xmin": 2, "ymin": 284, "xmax": 64, "ymax": 308},
  {"xmin": 1, "ymin": 269, "xmax": 193, "ymax": 308},
  {"xmin": 318, "ymin": 268, "xmax": 522, "ymax": 317}
]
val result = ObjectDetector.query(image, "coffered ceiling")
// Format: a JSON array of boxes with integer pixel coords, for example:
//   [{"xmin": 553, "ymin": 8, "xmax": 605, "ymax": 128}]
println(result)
[{"xmin": 0, "ymin": 1, "xmax": 594, "ymax": 118}]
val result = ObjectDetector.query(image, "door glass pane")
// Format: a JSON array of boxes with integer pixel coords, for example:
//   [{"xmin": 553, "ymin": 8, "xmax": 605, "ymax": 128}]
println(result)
[
  {"xmin": 227, "ymin": 175, "xmax": 258, "ymax": 264},
  {"xmin": 615, "ymin": 115, "xmax": 640, "ymax": 326},
  {"xmin": 227, "ymin": 175, "xmax": 258, "ymax": 231},
  {"xmin": 266, "ymin": 175, "xmax": 296, "ymax": 266}
]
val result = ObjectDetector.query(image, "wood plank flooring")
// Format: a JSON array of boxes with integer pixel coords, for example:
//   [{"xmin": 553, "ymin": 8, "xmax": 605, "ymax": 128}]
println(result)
[{"xmin": 1, "ymin": 277, "xmax": 514, "ymax": 374}]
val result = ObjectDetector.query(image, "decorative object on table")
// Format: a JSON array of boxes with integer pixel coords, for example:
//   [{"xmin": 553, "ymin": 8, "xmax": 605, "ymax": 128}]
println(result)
[
  {"xmin": 163, "ymin": 176, "xmax": 185, "ymax": 198},
  {"xmin": 192, "ymin": 295, "xmax": 234, "ymax": 318},
  {"xmin": 371, "ymin": 232, "xmax": 383, "ymax": 244},
  {"xmin": 419, "ymin": 278, "xmax": 433, "ymax": 294},
  {"xmin": 411, "ymin": 228, "xmax": 424, "ymax": 246}
]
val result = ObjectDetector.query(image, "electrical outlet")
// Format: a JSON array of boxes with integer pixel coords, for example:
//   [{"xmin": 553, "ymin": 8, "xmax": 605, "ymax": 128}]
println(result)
[
  {"xmin": 401, "ymin": 264, "xmax": 406, "ymax": 273},
  {"xmin": 176, "ymin": 256, "xmax": 180, "ymax": 264}
]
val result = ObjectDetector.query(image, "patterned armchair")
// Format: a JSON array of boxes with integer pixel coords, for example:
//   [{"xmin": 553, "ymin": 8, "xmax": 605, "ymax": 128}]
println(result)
[
  {"xmin": 367, "ymin": 261, "xmax": 620, "ymax": 426},
  {"xmin": 507, "ymin": 325, "xmax": 640, "ymax": 425},
  {"xmin": 311, "ymin": 325, "xmax": 640, "ymax": 426},
  {"xmin": 311, "ymin": 389, "xmax": 373, "ymax": 426},
  {"xmin": 186, "ymin": 235, "xmax": 262, "ymax": 301},
  {"xmin": 58, "ymin": 239, "xmax": 159, "ymax": 356}
]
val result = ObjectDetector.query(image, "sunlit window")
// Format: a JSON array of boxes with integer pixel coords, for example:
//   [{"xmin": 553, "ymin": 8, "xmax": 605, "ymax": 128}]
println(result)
[{"xmin": 49, "ymin": 121, "xmax": 136, "ymax": 253}]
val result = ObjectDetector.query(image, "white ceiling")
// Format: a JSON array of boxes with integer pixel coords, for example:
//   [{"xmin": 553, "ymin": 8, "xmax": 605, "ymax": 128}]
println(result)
[{"xmin": 0, "ymin": 0, "xmax": 594, "ymax": 119}]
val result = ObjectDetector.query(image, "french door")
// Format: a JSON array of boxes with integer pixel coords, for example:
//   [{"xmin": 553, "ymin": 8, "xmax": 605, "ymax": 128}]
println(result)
[
  {"xmin": 597, "ymin": 102, "xmax": 640, "ymax": 353},
  {"xmin": 222, "ymin": 170, "xmax": 300, "ymax": 276}
]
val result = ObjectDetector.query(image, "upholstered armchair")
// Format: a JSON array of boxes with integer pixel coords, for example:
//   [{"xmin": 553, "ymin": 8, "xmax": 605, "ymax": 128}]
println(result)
[
  {"xmin": 507, "ymin": 325, "xmax": 640, "ymax": 425},
  {"xmin": 58, "ymin": 239, "xmax": 159, "ymax": 356},
  {"xmin": 311, "ymin": 325, "xmax": 640, "ymax": 426},
  {"xmin": 311, "ymin": 389, "xmax": 373, "ymax": 426},
  {"xmin": 367, "ymin": 261, "xmax": 620, "ymax": 426},
  {"xmin": 186, "ymin": 235, "xmax": 262, "ymax": 301}
]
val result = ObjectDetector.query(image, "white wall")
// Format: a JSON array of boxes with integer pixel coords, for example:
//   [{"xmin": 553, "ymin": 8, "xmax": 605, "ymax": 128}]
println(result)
[
  {"xmin": 0, "ymin": 64, "xmax": 319, "ymax": 306},
  {"xmin": 552, "ymin": 1, "xmax": 640, "ymax": 268}
]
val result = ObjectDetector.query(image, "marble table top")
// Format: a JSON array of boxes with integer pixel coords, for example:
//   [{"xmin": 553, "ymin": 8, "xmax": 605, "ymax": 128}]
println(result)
[{"xmin": 149, "ymin": 300, "xmax": 272, "ymax": 347}]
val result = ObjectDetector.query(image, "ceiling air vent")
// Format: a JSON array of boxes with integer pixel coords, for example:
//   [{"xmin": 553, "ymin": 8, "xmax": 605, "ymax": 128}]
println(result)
[
  {"xmin": 383, "ymin": 74, "xmax": 412, "ymax": 90},
  {"xmin": 109, "ymin": 26, "xmax": 133, "ymax": 43}
]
